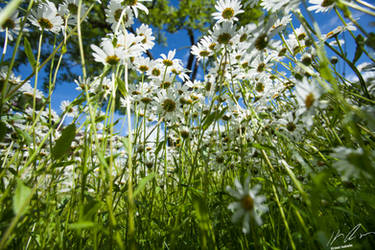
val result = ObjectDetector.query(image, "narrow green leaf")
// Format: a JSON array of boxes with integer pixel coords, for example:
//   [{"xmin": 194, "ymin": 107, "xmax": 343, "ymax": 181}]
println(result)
[
  {"xmin": 117, "ymin": 77, "xmax": 127, "ymax": 97},
  {"xmin": 353, "ymin": 34, "xmax": 364, "ymax": 64},
  {"xmin": 134, "ymin": 172, "xmax": 156, "ymax": 197},
  {"xmin": 68, "ymin": 221, "xmax": 95, "ymax": 229},
  {"xmin": 13, "ymin": 179, "xmax": 31, "ymax": 215},
  {"xmin": 97, "ymin": 151, "xmax": 109, "ymax": 169},
  {"xmin": 202, "ymin": 112, "xmax": 216, "ymax": 130},
  {"xmin": 14, "ymin": 127, "xmax": 32, "ymax": 145},
  {"xmin": 52, "ymin": 123, "xmax": 76, "ymax": 160},
  {"xmin": 24, "ymin": 37, "xmax": 36, "ymax": 70},
  {"xmin": 0, "ymin": 121, "xmax": 7, "ymax": 142},
  {"xmin": 155, "ymin": 140, "xmax": 165, "ymax": 156}
]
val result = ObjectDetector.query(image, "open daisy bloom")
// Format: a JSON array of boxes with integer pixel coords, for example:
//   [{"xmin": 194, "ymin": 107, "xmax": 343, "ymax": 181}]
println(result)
[
  {"xmin": 28, "ymin": 1, "xmax": 63, "ymax": 34},
  {"xmin": 307, "ymin": 0, "xmax": 336, "ymax": 13},
  {"xmin": 91, "ymin": 39, "xmax": 124, "ymax": 66},
  {"xmin": 226, "ymin": 177, "xmax": 268, "ymax": 234},
  {"xmin": 212, "ymin": 0, "xmax": 244, "ymax": 23}
]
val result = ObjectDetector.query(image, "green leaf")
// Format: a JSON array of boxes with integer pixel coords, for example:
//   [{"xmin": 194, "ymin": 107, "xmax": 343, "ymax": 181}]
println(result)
[
  {"xmin": 117, "ymin": 77, "xmax": 127, "ymax": 97},
  {"xmin": 24, "ymin": 37, "xmax": 36, "ymax": 70},
  {"xmin": 155, "ymin": 140, "xmax": 165, "ymax": 156},
  {"xmin": 68, "ymin": 221, "xmax": 95, "ymax": 229},
  {"xmin": 134, "ymin": 172, "xmax": 156, "ymax": 197},
  {"xmin": 52, "ymin": 123, "xmax": 76, "ymax": 160},
  {"xmin": 0, "ymin": 121, "xmax": 7, "ymax": 142},
  {"xmin": 202, "ymin": 112, "xmax": 216, "ymax": 131},
  {"xmin": 353, "ymin": 34, "xmax": 365, "ymax": 64},
  {"xmin": 14, "ymin": 127, "xmax": 32, "ymax": 145},
  {"xmin": 13, "ymin": 179, "xmax": 31, "ymax": 215}
]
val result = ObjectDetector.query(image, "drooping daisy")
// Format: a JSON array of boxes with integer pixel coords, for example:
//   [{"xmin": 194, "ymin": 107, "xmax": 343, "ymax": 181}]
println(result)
[
  {"xmin": 212, "ymin": 0, "xmax": 244, "ymax": 23},
  {"xmin": 226, "ymin": 177, "xmax": 268, "ymax": 234},
  {"xmin": 91, "ymin": 38, "xmax": 124, "ymax": 66},
  {"xmin": 105, "ymin": 1, "xmax": 134, "ymax": 31},
  {"xmin": 307, "ymin": 0, "xmax": 336, "ymax": 13},
  {"xmin": 29, "ymin": 1, "xmax": 64, "ymax": 34}
]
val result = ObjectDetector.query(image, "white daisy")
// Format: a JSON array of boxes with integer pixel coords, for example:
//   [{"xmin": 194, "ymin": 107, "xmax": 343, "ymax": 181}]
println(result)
[
  {"xmin": 91, "ymin": 38, "xmax": 124, "ymax": 66},
  {"xmin": 159, "ymin": 49, "xmax": 181, "ymax": 68},
  {"xmin": 0, "ymin": 9, "xmax": 25, "ymax": 41},
  {"xmin": 212, "ymin": 0, "xmax": 244, "ymax": 23},
  {"xmin": 105, "ymin": 1, "xmax": 134, "ymax": 31},
  {"xmin": 330, "ymin": 147, "xmax": 371, "ymax": 181},
  {"xmin": 136, "ymin": 24, "xmax": 155, "ymax": 51},
  {"xmin": 154, "ymin": 89, "xmax": 181, "ymax": 123},
  {"xmin": 307, "ymin": 0, "xmax": 336, "ymax": 13},
  {"xmin": 29, "ymin": 1, "xmax": 64, "ymax": 34},
  {"xmin": 60, "ymin": 100, "xmax": 78, "ymax": 117},
  {"xmin": 191, "ymin": 39, "xmax": 212, "ymax": 62},
  {"xmin": 211, "ymin": 21, "xmax": 236, "ymax": 45},
  {"xmin": 226, "ymin": 177, "xmax": 268, "ymax": 234},
  {"xmin": 122, "ymin": 0, "xmax": 151, "ymax": 17},
  {"xmin": 58, "ymin": 0, "xmax": 87, "ymax": 26}
]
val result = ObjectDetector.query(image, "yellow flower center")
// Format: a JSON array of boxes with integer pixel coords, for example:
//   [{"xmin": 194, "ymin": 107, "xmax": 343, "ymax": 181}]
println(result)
[
  {"xmin": 38, "ymin": 18, "xmax": 53, "ymax": 30},
  {"xmin": 305, "ymin": 93, "xmax": 315, "ymax": 109},
  {"xmin": 106, "ymin": 55, "xmax": 120, "ymax": 65},
  {"xmin": 222, "ymin": 7, "xmax": 235, "ymax": 20},
  {"xmin": 68, "ymin": 3, "xmax": 78, "ymax": 15},
  {"xmin": 217, "ymin": 33, "xmax": 231, "ymax": 44},
  {"xmin": 241, "ymin": 194, "xmax": 254, "ymax": 211},
  {"xmin": 163, "ymin": 59, "xmax": 173, "ymax": 67},
  {"xmin": 321, "ymin": 0, "xmax": 335, "ymax": 7},
  {"xmin": 162, "ymin": 98, "xmax": 176, "ymax": 113},
  {"xmin": 2, "ymin": 18, "xmax": 15, "ymax": 29}
]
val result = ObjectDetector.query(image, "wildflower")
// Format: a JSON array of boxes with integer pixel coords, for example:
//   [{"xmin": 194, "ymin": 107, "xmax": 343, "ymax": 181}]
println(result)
[
  {"xmin": 154, "ymin": 89, "xmax": 181, "ymax": 123},
  {"xmin": 191, "ymin": 38, "xmax": 213, "ymax": 62},
  {"xmin": 307, "ymin": 0, "xmax": 336, "ymax": 13},
  {"xmin": 91, "ymin": 38, "xmax": 124, "ymax": 66},
  {"xmin": 0, "ymin": 9, "xmax": 25, "ymax": 41},
  {"xmin": 226, "ymin": 177, "xmax": 268, "ymax": 234},
  {"xmin": 29, "ymin": 1, "xmax": 64, "ymax": 34},
  {"xmin": 106, "ymin": 1, "xmax": 134, "ymax": 31},
  {"xmin": 122, "ymin": 0, "xmax": 151, "ymax": 17},
  {"xmin": 212, "ymin": 0, "xmax": 244, "ymax": 23},
  {"xmin": 211, "ymin": 22, "xmax": 236, "ymax": 45},
  {"xmin": 159, "ymin": 49, "xmax": 181, "ymax": 68},
  {"xmin": 260, "ymin": 0, "xmax": 300, "ymax": 14},
  {"xmin": 295, "ymin": 78, "xmax": 321, "ymax": 112},
  {"xmin": 134, "ymin": 56, "xmax": 152, "ymax": 74},
  {"xmin": 116, "ymin": 30, "xmax": 144, "ymax": 63},
  {"xmin": 136, "ymin": 24, "xmax": 155, "ymax": 51},
  {"xmin": 58, "ymin": 0, "xmax": 87, "ymax": 26},
  {"xmin": 60, "ymin": 100, "xmax": 78, "ymax": 117},
  {"xmin": 330, "ymin": 147, "xmax": 371, "ymax": 181}
]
